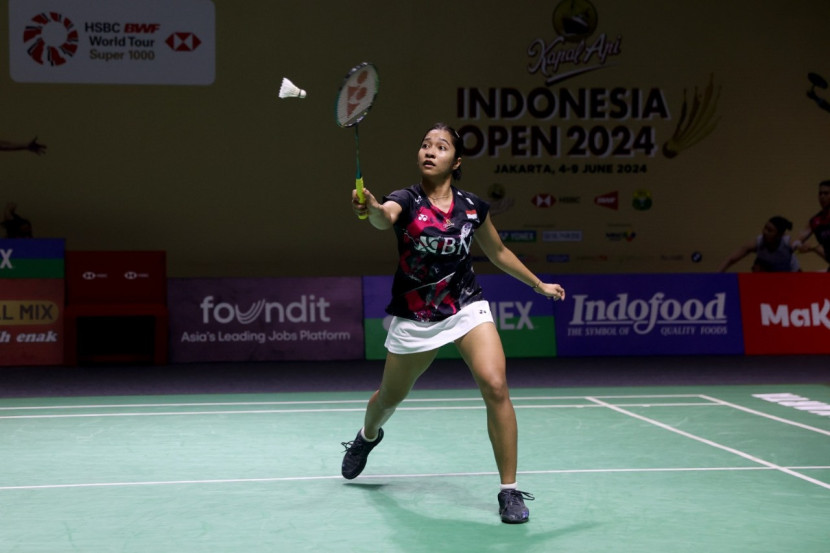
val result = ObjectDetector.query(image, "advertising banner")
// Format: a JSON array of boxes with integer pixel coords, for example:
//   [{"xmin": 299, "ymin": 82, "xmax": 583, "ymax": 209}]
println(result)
[
  {"xmin": 363, "ymin": 274, "xmax": 557, "ymax": 360},
  {"xmin": 738, "ymin": 273, "xmax": 830, "ymax": 355},
  {"xmin": 0, "ymin": 239, "xmax": 65, "ymax": 366},
  {"xmin": 553, "ymin": 273, "xmax": 744, "ymax": 356},
  {"xmin": 8, "ymin": 0, "xmax": 215, "ymax": 85},
  {"xmin": 168, "ymin": 277, "xmax": 364, "ymax": 362},
  {"xmin": 0, "ymin": 238, "xmax": 64, "ymax": 279}
]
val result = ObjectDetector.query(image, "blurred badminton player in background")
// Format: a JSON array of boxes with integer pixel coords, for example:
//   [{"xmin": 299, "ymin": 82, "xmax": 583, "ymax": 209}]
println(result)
[
  {"xmin": 793, "ymin": 180, "xmax": 830, "ymax": 271},
  {"xmin": 343, "ymin": 122, "xmax": 565, "ymax": 524},
  {"xmin": 717, "ymin": 216, "xmax": 802, "ymax": 273},
  {"xmin": 0, "ymin": 136, "xmax": 47, "ymax": 155}
]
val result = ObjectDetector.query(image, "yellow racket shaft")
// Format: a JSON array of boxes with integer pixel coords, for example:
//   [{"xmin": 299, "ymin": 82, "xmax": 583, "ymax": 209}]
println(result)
[{"xmin": 356, "ymin": 176, "xmax": 367, "ymax": 219}]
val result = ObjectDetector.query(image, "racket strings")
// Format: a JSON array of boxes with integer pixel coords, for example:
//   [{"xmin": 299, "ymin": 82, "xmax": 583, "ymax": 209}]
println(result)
[{"xmin": 336, "ymin": 63, "xmax": 379, "ymax": 127}]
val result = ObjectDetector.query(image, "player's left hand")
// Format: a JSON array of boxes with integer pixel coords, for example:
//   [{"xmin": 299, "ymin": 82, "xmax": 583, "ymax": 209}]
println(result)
[{"xmin": 535, "ymin": 282, "xmax": 565, "ymax": 301}]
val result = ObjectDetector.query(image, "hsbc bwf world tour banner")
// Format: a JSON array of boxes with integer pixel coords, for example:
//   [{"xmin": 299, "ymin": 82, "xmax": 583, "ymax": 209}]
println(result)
[{"xmin": 8, "ymin": 0, "xmax": 214, "ymax": 85}]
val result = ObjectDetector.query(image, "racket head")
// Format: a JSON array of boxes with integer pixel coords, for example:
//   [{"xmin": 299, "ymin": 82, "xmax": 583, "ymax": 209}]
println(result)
[{"xmin": 335, "ymin": 62, "xmax": 380, "ymax": 128}]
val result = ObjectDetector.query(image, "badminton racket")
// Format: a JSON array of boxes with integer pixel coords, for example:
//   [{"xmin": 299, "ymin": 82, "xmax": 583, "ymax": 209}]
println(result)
[{"xmin": 335, "ymin": 62, "xmax": 379, "ymax": 219}]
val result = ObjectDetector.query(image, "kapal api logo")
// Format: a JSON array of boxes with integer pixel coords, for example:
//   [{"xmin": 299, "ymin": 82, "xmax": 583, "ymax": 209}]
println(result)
[{"xmin": 528, "ymin": 0, "xmax": 622, "ymax": 85}]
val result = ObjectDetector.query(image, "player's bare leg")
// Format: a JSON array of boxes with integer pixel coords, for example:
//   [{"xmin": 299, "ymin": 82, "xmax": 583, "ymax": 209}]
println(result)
[
  {"xmin": 456, "ymin": 322, "xmax": 534, "ymax": 523},
  {"xmin": 363, "ymin": 350, "xmax": 436, "ymax": 438},
  {"xmin": 341, "ymin": 350, "xmax": 435, "ymax": 479}
]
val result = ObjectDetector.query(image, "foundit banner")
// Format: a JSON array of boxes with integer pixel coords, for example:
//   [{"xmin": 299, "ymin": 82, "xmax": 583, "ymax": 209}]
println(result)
[
  {"xmin": 167, "ymin": 277, "xmax": 364, "ymax": 362},
  {"xmin": 553, "ymin": 273, "xmax": 744, "ymax": 356},
  {"xmin": 363, "ymin": 274, "xmax": 558, "ymax": 360}
]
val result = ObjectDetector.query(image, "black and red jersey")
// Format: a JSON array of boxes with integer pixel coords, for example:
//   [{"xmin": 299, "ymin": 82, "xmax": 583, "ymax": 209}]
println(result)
[
  {"xmin": 383, "ymin": 184, "xmax": 490, "ymax": 322},
  {"xmin": 809, "ymin": 208, "xmax": 830, "ymax": 262}
]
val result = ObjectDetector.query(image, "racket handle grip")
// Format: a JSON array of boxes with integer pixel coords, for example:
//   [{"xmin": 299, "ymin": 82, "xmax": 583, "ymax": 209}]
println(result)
[{"xmin": 356, "ymin": 176, "xmax": 368, "ymax": 220}]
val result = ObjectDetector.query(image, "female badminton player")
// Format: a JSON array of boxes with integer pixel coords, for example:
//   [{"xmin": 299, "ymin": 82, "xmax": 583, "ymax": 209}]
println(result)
[{"xmin": 342, "ymin": 122, "xmax": 565, "ymax": 524}]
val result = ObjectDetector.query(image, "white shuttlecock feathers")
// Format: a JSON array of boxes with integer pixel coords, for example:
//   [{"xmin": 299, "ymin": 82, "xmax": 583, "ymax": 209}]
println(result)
[{"xmin": 279, "ymin": 77, "xmax": 307, "ymax": 99}]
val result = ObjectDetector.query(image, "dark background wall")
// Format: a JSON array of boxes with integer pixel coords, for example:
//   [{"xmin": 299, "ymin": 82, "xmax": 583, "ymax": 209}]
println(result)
[{"xmin": 3, "ymin": 0, "xmax": 829, "ymax": 278}]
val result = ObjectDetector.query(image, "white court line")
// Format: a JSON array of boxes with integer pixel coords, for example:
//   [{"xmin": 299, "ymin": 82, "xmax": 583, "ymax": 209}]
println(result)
[
  {"xmin": 699, "ymin": 394, "xmax": 830, "ymax": 437},
  {"xmin": 0, "ymin": 402, "xmax": 723, "ymax": 420},
  {"xmin": 0, "ymin": 407, "xmax": 367, "ymax": 419},
  {"xmin": 0, "ymin": 394, "xmax": 707, "ymax": 412},
  {"xmin": 0, "ymin": 400, "xmax": 371, "ymax": 411},
  {"xmin": 586, "ymin": 396, "xmax": 830, "ymax": 491},
  {"xmin": 3, "ymin": 465, "xmax": 829, "ymax": 492}
]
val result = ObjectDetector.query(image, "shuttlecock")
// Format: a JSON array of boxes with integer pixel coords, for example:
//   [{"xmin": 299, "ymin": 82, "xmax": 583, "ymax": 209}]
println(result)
[{"xmin": 279, "ymin": 77, "xmax": 307, "ymax": 99}]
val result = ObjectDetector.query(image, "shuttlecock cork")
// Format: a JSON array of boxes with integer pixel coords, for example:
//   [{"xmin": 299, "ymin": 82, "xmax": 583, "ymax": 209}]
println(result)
[{"xmin": 279, "ymin": 77, "xmax": 307, "ymax": 99}]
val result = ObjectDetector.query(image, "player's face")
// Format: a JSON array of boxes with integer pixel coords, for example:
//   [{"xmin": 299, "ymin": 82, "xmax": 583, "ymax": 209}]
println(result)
[
  {"xmin": 418, "ymin": 130, "xmax": 461, "ymax": 179},
  {"xmin": 819, "ymin": 184, "xmax": 830, "ymax": 210},
  {"xmin": 761, "ymin": 221, "xmax": 779, "ymax": 242}
]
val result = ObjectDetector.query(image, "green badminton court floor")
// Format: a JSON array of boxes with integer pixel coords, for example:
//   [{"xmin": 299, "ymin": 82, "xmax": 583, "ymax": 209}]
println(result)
[{"xmin": 1, "ymin": 383, "xmax": 829, "ymax": 552}]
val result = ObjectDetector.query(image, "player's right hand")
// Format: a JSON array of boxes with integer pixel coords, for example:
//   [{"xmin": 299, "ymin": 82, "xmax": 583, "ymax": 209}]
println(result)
[{"xmin": 352, "ymin": 188, "xmax": 371, "ymax": 218}]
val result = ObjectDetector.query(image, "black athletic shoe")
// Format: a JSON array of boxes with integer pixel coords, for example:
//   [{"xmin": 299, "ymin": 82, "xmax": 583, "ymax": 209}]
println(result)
[
  {"xmin": 498, "ymin": 489, "xmax": 534, "ymax": 523},
  {"xmin": 341, "ymin": 428, "xmax": 384, "ymax": 479}
]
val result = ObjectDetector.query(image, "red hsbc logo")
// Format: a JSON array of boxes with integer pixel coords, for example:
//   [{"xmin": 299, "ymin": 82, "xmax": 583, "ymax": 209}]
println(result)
[
  {"xmin": 531, "ymin": 193, "xmax": 556, "ymax": 208},
  {"xmin": 594, "ymin": 191, "xmax": 619, "ymax": 210},
  {"xmin": 165, "ymin": 32, "xmax": 201, "ymax": 52}
]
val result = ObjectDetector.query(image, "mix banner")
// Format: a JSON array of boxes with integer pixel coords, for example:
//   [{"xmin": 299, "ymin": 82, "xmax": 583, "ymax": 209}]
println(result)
[{"xmin": 0, "ymin": 239, "xmax": 65, "ymax": 366}]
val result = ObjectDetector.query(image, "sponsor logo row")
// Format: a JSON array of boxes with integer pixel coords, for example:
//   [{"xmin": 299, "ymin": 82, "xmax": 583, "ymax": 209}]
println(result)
[{"xmin": 3, "ymin": 273, "xmax": 829, "ymax": 365}]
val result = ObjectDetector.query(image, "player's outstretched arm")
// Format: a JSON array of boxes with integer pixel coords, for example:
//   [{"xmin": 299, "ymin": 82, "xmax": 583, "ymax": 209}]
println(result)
[
  {"xmin": 0, "ymin": 137, "xmax": 46, "ymax": 154},
  {"xmin": 717, "ymin": 239, "xmax": 756, "ymax": 272},
  {"xmin": 475, "ymin": 215, "xmax": 565, "ymax": 300}
]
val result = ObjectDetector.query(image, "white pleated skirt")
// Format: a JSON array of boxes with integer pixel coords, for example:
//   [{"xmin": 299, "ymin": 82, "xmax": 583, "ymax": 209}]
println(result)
[{"xmin": 384, "ymin": 300, "xmax": 494, "ymax": 354}]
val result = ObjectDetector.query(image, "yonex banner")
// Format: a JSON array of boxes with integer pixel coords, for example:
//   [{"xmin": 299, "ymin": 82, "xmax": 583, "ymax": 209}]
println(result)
[
  {"xmin": 0, "ymin": 238, "xmax": 64, "ymax": 279},
  {"xmin": 0, "ymin": 239, "xmax": 65, "ymax": 366},
  {"xmin": 738, "ymin": 273, "xmax": 830, "ymax": 355},
  {"xmin": 553, "ymin": 273, "xmax": 744, "ymax": 356},
  {"xmin": 8, "ymin": 0, "xmax": 215, "ymax": 85},
  {"xmin": 363, "ymin": 274, "xmax": 558, "ymax": 360},
  {"xmin": 168, "ymin": 277, "xmax": 364, "ymax": 362}
]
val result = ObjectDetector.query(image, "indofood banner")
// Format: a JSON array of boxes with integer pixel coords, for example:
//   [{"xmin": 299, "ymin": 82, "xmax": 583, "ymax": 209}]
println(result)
[
  {"xmin": 363, "ymin": 274, "xmax": 558, "ymax": 360},
  {"xmin": 167, "ymin": 277, "xmax": 363, "ymax": 362},
  {"xmin": 553, "ymin": 273, "xmax": 744, "ymax": 356}
]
